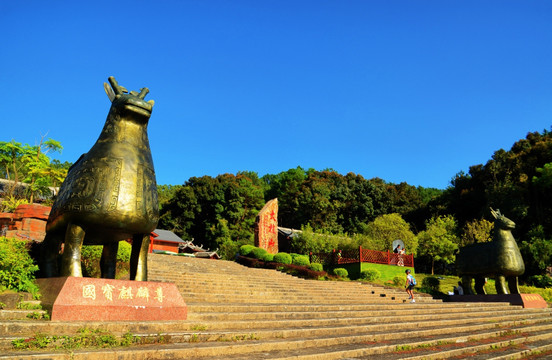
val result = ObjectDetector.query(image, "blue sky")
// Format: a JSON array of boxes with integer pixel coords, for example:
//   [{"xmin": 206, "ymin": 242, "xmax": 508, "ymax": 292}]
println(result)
[{"xmin": 1, "ymin": 1, "xmax": 551, "ymax": 189}]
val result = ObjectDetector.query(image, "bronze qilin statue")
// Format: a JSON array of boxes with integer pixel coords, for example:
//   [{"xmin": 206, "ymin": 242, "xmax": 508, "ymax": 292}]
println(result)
[
  {"xmin": 456, "ymin": 208, "xmax": 525, "ymax": 294},
  {"xmin": 40, "ymin": 77, "xmax": 159, "ymax": 281}
]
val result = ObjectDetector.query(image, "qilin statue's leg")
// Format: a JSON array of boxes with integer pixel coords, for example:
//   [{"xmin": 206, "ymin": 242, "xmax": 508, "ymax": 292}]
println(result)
[
  {"xmin": 60, "ymin": 223, "xmax": 86, "ymax": 277},
  {"xmin": 474, "ymin": 277, "xmax": 487, "ymax": 295},
  {"xmin": 461, "ymin": 276, "xmax": 474, "ymax": 295},
  {"xmin": 100, "ymin": 241, "xmax": 119, "ymax": 279},
  {"xmin": 130, "ymin": 234, "xmax": 150, "ymax": 281},
  {"xmin": 40, "ymin": 233, "xmax": 63, "ymax": 277},
  {"xmin": 508, "ymin": 276, "xmax": 520, "ymax": 294},
  {"xmin": 495, "ymin": 275, "xmax": 509, "ymax": 294}
]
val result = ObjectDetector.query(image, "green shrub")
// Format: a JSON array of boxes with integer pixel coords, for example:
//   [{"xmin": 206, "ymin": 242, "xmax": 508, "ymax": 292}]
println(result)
[
  {"xmin": 360, "ymin": 268, "xmax": 381, "ymax": 281},
  {"xmin": 0, "ymin": 237, "xmax": 39, "ymax": 296},
  {"xmin": 81, "ymin": 241, "xmax": 132, "ymax": 279},
  {"xmin": 527, "ymin": 275, "xmax": 552, "ymax": 288},
  {"xmin": 273, "ymin": 252, "xmax": 292, "ymax": 265},
  {"xmin": 292, "ymin": 255, "xmax": 310, "ymax": 267},
  {"xmin": 422, "ymin": 276, "xmax": 440, "ymax": 292},
  {"xmin": 239, "ymin": 245, "xmax": 255, "ymax": 256},
  {"xmin": 261, "ymin": 253, "xmax": 274, "ymax": 262},
  {"xmin": 392, "ymin": 276, "xmax": 403, "ymax": 286},
  {"xmin": 519, "ymin": 285, "xmax": 552, "ymax": 303},
  {"xmin": 250, "ymin": 247, "xmax": 268, "ymax": 260},
  {"xmin": 309, "ymin": 263, "xmax": 323, "ymax": 272},
  {"xmin": 333, "ymin": 268, "xmax": 348, "ymax": 278}
]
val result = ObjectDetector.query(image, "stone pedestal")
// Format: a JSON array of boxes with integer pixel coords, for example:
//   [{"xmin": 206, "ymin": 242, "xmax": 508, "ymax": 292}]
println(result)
[
  {"xmin": 37, "ymin": 277, "xmax": 187, "ymax": 321},
  {"xmin": 449, "ymin": 293, "xmax": 547, "ymax": 309}
]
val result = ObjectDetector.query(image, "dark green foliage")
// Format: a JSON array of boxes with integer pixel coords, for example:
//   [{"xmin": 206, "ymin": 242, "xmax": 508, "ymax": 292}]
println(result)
[
  {"xmin": 80, "ymin": 241, "xmax": 131, "ymax": 279},
  {"xmin": 520, "ymin": 225, "xmax": 552, "ymax": 275},
  {"xmin": 527, "ymin": 275, "xmax": 552, "ymax": 288},
  {"xmin": 392, "ymin": 276, "xmax": 402, "ymax": 286},
  {"xmin": 262, "ymin": 168, "xmax": 433, "ymax": 235},
  {"xmin": 360, "ymin": 268, "xmax": 381, "ymax": 281},
  {"xmin": 421, "ymin": 276, "xmax": 441, "ymax": 292},
  {"xmin": 309, "ymin": 262, "xmax": 323, "ymax": 271},
  {"xmin": 333, "ymin": 268, "xmax": 348, "ymax": 278},
  {"xmin": 239, "ymin": 245, "xmax": 255, "ymax": 256},
  {"xmin": 158, "ymin": 173, "xmax": 265, "ymax": 257},
  {"xmin": 273, "ymin": 252, "xmax": 292, "ymax": 265},
  {"xmin": 250, "ymin": 247, "xmax": 268, "ymax": 260},
  {"xmin": 292, "ymin": 255, "xmax": 310, "ymax": 267},
  {"xmin": 436, "ymin": 130, "xmax": 552, "ymax": 276},
  {"xmin": 155, "ymin": 129, "xmax": 552, "ymax": 277},
  {"xmin": 0, "ymin": 237, "xmax": 39, "ymax": 296}
]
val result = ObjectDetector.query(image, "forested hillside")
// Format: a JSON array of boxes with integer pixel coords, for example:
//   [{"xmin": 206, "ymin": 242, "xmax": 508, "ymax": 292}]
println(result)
[{"xmin": 158, "ymin": 128, "xmax": 552, "ymax": 278}]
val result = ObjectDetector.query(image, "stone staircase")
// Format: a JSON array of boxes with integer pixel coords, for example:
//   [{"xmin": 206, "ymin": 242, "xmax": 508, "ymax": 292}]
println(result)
[{"xmin": 0, "ymin": 253, "xmax": 551, "ymax": 359}]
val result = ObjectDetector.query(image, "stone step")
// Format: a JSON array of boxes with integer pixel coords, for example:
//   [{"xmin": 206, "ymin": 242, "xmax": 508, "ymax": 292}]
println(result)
[
  {"xmin": 1, "ymin": 306, "xmax": 548, "ymax": 345},
  {"xmin": 0, "ymin": 309, "xmax": 47, "ymax": 321},
  {"xmin": 194, "ymin": 323, "xmax": 552, "ymax": 360},
  {"xmin": 2, "ymin": 318, "xmax": 551, "ymax": 359},
  {"xmin": 186, "ymin": 305, "xmax": 543, "ymax": 322},
  {"xmin": 3, "ymin": 254, "xmax": 550, "ymax": 359},
  {"xmin": 185, "ymin": 301, "xmax": 515, "ymax": 315}
]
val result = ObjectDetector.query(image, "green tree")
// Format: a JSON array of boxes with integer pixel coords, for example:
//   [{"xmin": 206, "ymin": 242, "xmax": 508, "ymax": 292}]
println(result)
[
  {"xmin": 22, "ymin": 136, "xmax": 63, "ymax": 203},
  {"xmin": 417, "ymin": 215, "xmax": 459, "ymax": 275},
  {"xmin": 365, "ymin": 213, "xmax": 417, "ymax": 254},
  {"xmin": 0, "ymin": 137, "xmax": 65, "ymax": 203},
  {"xmin": 158, "ymin": 172, "xmax": 265, "ymax": 256},
  {"xmin": 0, "ymin": 140, "xmax": 25, "ymax": 197},
  {"xmin": 459, "ymin": 219, "xmax": 493, "ymax": 247},
  {"xmin": 520, "ymin": 225, "xmax": 552, "ymax": 276}
]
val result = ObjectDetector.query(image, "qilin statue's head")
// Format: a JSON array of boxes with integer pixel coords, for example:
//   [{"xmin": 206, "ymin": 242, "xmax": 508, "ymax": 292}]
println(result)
[
  {"xmin": 490, "ymin": 208, "xmax": 515, "ymax": 230},
  {"xmin": 103, "ymin": 76, "xmax": 155, "ymax": 124}
]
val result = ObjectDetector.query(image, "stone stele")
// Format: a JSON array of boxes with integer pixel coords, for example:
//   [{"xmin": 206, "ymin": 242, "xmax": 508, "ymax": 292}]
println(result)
[{"xmin": 255, "ymin": 198, "xmax": 278, "ymax": 254}]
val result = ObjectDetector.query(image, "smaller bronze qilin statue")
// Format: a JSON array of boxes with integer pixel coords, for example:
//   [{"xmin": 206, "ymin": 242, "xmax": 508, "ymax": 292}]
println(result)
[
  {"xmin": 40, "ymin": 77, "xmax": 159, "ymax": 281},
  {"xmin": 456, "ymin": 208, "xmax": 525, "ymax": 294}
]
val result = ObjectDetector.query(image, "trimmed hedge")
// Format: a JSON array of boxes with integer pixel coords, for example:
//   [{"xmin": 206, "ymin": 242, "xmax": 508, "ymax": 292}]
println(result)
[
  {"xmin": 309, "ymin": 263, "xmax": 323, "ymax": 272},
  {"xmin": 360, "ymin": 268, "xmax": 381, "ymax": 281},
  {"xmin": 261, "ymin": 253, "xmax": 274, "ymax": 262},
  {"xmin": 239, "ymin": 245, "xmax": 255, "ymax": 256},
  {"xmin": 333, "ymin": 268, "xmax": 348, "ymax": 278},
  {"xmin": 273, "ymin": 252, "xmax": 292, "ymax": 265},
  {"xmin": 292, "ymin": 255, "xmax": 310, "ymax": 267},
  {"xmin": 421, "ymin": 276, "xmax": 440, "ymax": 292},
  {"xmin": 250, "ymin": 247, "xmax": 268, "ymax": 260}
]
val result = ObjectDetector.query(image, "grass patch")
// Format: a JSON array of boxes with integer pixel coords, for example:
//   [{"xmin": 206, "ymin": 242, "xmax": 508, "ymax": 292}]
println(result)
[{"xmin": 12, "ymin": 328, "xmax": 169, "ymax": 351}]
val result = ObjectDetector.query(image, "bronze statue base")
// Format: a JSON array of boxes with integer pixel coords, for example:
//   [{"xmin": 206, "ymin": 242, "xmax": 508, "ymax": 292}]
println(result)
[{"xmin": 36, "ymin": 277, "xmax": 187, "ymax": 321}]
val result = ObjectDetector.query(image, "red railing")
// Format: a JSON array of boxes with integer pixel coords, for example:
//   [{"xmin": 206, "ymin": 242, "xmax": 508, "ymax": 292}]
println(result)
[{"xmin": 310, "ymin": 246, "xmax": 413, "ymax": 267}]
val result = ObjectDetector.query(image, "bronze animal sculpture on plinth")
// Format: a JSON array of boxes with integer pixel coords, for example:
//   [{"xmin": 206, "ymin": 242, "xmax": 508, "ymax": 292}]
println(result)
[
  {"xmin": 456, "ymin": 208, "xmax": 525, "ymax": 294},
  {"xmin": 40, "ymin": 77, "xmax": 159, "ymax": 281}
]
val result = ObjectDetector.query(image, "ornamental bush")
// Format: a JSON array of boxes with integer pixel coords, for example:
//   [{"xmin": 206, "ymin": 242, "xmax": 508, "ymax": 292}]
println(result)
[
  {"xmin": 309, "ymin": 262, "xmax": 323, "ymax": 272},
  {"xmin": 292, "ymin": 255, "xmax": 310, "ymax": 267},
  {"xmin": 360, "ymin": 268, "xmax": 381, "ymax": 281},
  {"xmin": 333, "ymin": 268, "xmax": 348, "ymax": 278},
  {"xmin": 261, "ymin": 253, "xmax": 274, "ymax": 262},
  {"xmin": 239, "ymin": 245, "xmax": 255, "ymax": 256},
  {"xmin": 422, "ymin": 276, "xmax": 440, "ymax": 292},
  {"xmin": 273, "ymin": 252, "xmax": 292, "ymax": 265},
  {"xmin": 251, "ymin": 247, "xmax": 268, "ymax": 260},
  {"xmin": 527, "ymin": 275, "xmax": 552, "ymax": 288},
  {"xmin": 0, "ymin": 237, "xmax": 39, "ymax": 296}
]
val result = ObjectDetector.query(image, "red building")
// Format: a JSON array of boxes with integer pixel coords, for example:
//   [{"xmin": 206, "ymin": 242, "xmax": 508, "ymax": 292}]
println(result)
[{"xmin": 149, "ymin": 229, "xmax": 186, "ymax": 253}]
